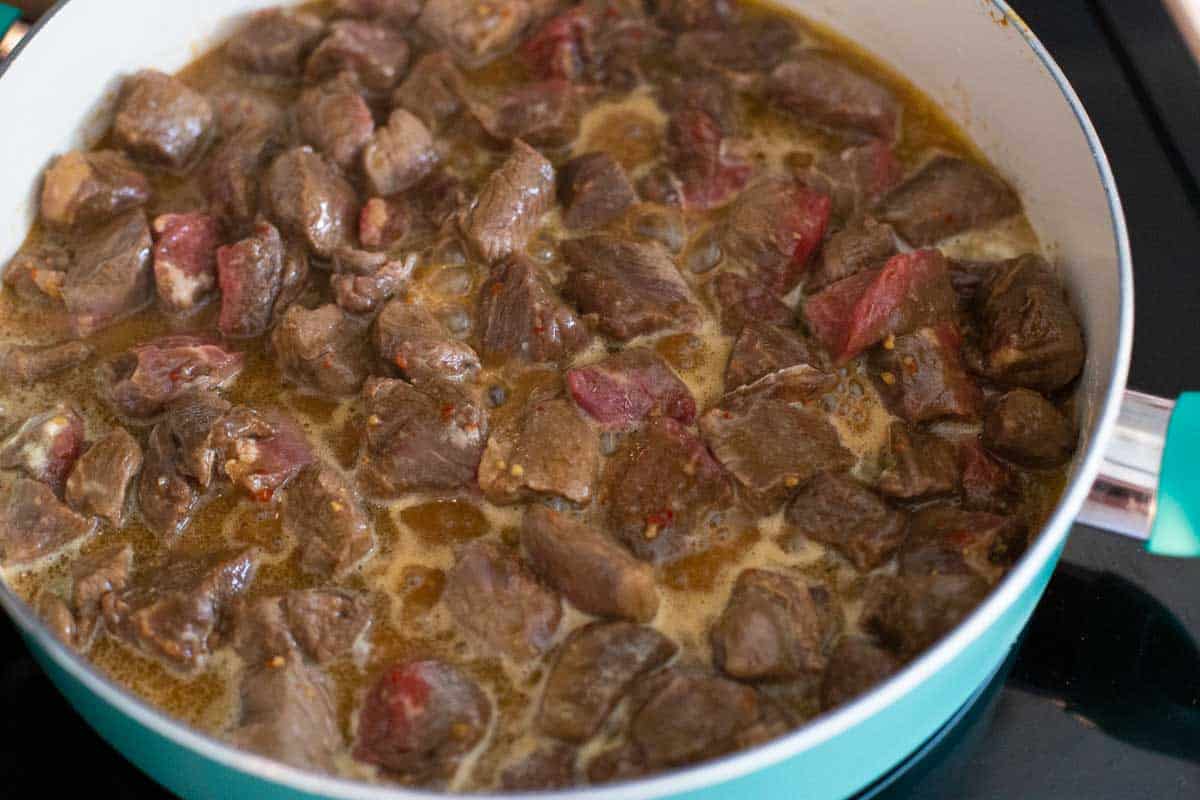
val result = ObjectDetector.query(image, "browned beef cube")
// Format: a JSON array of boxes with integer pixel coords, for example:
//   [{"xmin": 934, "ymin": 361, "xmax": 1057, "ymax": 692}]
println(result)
[
  {"xmin": 798, "ymin": 141, "xmax": 904, "ymax": 221},
  {"xmin": 359, "ymin": 377, "xmax": 488, "ymax": 497},
  {"xmin": 538, "ymin": 621, "xmax": 676, "ymax": 742},
  {"xmin": 37, "ymin": 591, "xmax": 77, "ymax": 647},
  {"xmin": 216, "ymin": 220, "xmax": 285, "ymax": 339},
  {"xmin": 39, "ymin": 150, "xmax": 149, "ymax": 229},
  {"xmin": 228, "ymin": 658, "xmax": 341, "ymax": 772},
  {"xmin": 869, "ymin": 324, "xmax": 981, "ymax": 423},
  {"xmin": 877, "ymin": 155, "xmax": 1020, "ymax": 245},
  {"xmin": 0, "ymin": 405, "xmax": 85, "ymax": 494},
  {"xmin": 62, "ymin": 210, "xmax": 154, "ymax": 337},
  {"xmin": 330, "ymin": 247, "xmax": 414, "ymax": 315},
  {"xmin": 725, "ymin": 322, "xmax": 821, "ymax": 392},
  {"xmin": 160, "ymin": 391, "xmax": 230, "ymax": 489},
  {"xmin": 227, "ymin": 595, "xmax": 298, "ymax": 666},
  {"xmin": 673, "ymin": 19, "xmax": 796, "ymax": 80},
  {"xmin": 213, "ymin": 407, "xmax": 314, "ymax": 501},
  {"xmin": 807, "ymin": 216, "xmax": 897, "ymax": 292},
  {"xmin": 271, "ymin": 243, "xmax": 312, "ymax": 325},
  {"xmin": 138, "ymin": 422, "xmax": 201, "ymax": 539},
  {"xmin": 860, "ymin": 571, "xmax": 989, "ymax": 657},
  {"xmin": 522, "ymin": 507, "xmax": 659, "ymax": 622},
  {"xmin": 471, "ymin": 80, "xmax": 583, "ymax": 148},
  {"xmin": 725, "ymin": 178, "xmax": 832, "ymax": 295},
  {"xmin": 272, "ymin": 304, "xmax": 370, "ymax": 398},
  {"xmin": 444, "ymin": 539, "xmax": 562, "ymax": 661},
  {"xmin": 959, "ymin": 437, "xmax": 1019, "ymax": 513},
  {"xmin": 782, "ymin": 472, "xmax": 908, "ymax": 571},
  {"xmin": 358, "ymin": 196, "xmax": 411, "ymax": 250},
  {"xmin": 334, "ymin": 0, "xmax": 422, "ymax": 26},
  {"xmin": 0, "ymin": 478, "xmax": 96, "ymax": 565},
  {"xmin": 562, "ymin": 235, "xmax": 701, "ymax": 340},
  {"xmin": 558, "ymin": 152, "xmax": 636, "ymax": 231},
  {"xmin": 974, "ymin": 254, "xmax": 1085, "ymax": 392},
  {"xmin": 353, "ymin": 659, "xmax": 491, "ymax": 782},
  {"xmin": 265, "ymin": 147, "xmax": 358, "ymax": 259},
  {"xmin": 664, "ymin": 104, "xmax": 751, "ymax": 211},
  {"xmin": 64, "ymin": 428, "xmax": 142, "ymax": 527},
  {"xmin": 500, "ymin": 743, "xmax": 577, "ymax": 791},
  {"xmin": 586, "ymin": 742, "xmax": 649, "ymax": 785},
  {"xmin": 461, "ymin": 140, "xmax": 556, "ymax": 264},
  {"xmin": 392, "ymin": 51, "xmax": 467, "ymax": 131},
  {"xmin": 566, "ymin": 347, "xmax": 695, "ymax": 430},
  {"xmin": 112, "ymin": 70, "xmax": 214, "ymax": 170},
  {"xmin": 209, "ymin": 90, "xmax": 282, "ymax": 138},
  {"xmin": 983, "ymin": 388, "xmax": 1076, "ymax": 468},
  {"xmin": 655, "ymin": 0, "xmax": 734, "ymax": 31},
  {"xmin": 3, "ymin": 241, "xmax": 71, "ymax": 305},
  {"xmin": 285, "ymin": 588, "xmax": 372, "ymax": 664},
  {"xmin": 475, "ymin": 255, "xmax": 589, "ymax": 363},
  {"xmin": 362, "ymin": 109, "xmax": 439, "ymax": 196},
  {"xmin": 70, "ymin": 543, "xmax": 133, "ymax": 649},
  {"xmin": 226, "ymin": 9, "xmax": 325, "ymax": 76},
  {"xmin": 151, "ymin": 212, "xmax": 221, "ymax": 313},
  {"xmin": 877, "ymin": 421, "xmax": 960, "ymax": 500},
  {"xmin": 101, "ymin": 546, "xmax": 258, "ymax": 672},
  {"xmin": 374, "ymin": 300, "xmax": 481, "ymax": 386},
  {"xmin": 769, "ymin": 51, "xmax": 901, "ymax": 142},
  {"xmin": 294, "ymin": 78, "xmax": 375, "ymax": 172},
  {"xmin": 710, "ymin": 271, "xmax": 793, "ymax": 335},
  {"xmin": 603, "ymin": 416, "xmax": 735, "ymax": 564},
  {"xmin": 282, "ymin": 463, "xmax": 374, "ymax": 578},
  {"xmin": 418, "ymin": 0, "xmax": 536, "ymax": 67},
  {"xmin": 820, "ymin": 636, "xmax": 901, "ymax": 710},
  {"xmin": 899, "ymin": 504, "xmax": 1026, "ymax": 584},
  {"xmin": 204, "ymin": 129, "xmax": 280, "ymax": 231},
  {"xmin": 306, "ymin": 20, "xmax": 410, "ymax": 91},
  {"xmin": 629, "ymin": 669, "xmax": 760, "ymax": 768},
  {"xmin": 0, "ymin": 341, "xmax": 93, "ymax": 385},
  {"xmin": 98, "ymin": 335, "xmax": 244, "ymax": 419}
]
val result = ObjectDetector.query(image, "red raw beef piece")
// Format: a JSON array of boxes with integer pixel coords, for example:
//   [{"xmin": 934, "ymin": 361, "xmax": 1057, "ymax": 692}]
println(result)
[{"xmin": 566, "ymin": 348, "xmax": 696, "ymax": 430}]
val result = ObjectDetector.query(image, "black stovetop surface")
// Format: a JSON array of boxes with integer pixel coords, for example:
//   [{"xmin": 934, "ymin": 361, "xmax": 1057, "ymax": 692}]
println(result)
[{"xmin": 2, "ymin": 1, "xmax": 1199, "ymax": 797}]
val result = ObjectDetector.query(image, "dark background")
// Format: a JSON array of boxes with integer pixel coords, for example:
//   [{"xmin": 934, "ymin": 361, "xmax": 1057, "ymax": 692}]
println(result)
[{"xmin": 2, "ymin": 1, "xmax": 1199, "ymax": 798}]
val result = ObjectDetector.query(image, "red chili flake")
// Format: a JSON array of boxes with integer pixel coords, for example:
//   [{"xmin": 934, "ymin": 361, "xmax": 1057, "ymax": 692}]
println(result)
[
  {"xmin": 646, "ymin": 509, "xmax": 675, "ymax": 528},
  {"xmin": 440, "ymin": 403, "xmax": 456, "ymax": 422},
  {"xmin": 394, "ymin": 353, "xmax": 408, "ymax": 370},
  {"xmin": 253, "ymin": 488, "xmax": 274, "ymax": 503}
]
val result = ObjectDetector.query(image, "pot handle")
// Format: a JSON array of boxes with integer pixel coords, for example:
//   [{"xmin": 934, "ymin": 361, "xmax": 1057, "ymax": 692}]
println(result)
[
  {"xmin": 0, "ymin": 3, "xmax": 26, "ymax": 61},
  {"xmin": 1078, "ymin": 390, "xmax": 1200, "ymax": 556}
]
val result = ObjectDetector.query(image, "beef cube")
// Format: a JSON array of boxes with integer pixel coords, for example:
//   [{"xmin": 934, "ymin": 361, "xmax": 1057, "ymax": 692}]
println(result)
[
  {"xmin": 3, "ymin": 241, "xmax": 71, "ymax": 305},
  {"xmin": 98, "ymin": 335, "xmax": 244, "ymax": 419},
  {"xmin": 860, "ymin": 571, "xmax": 989, "ymax": 656},
  {"xmin": 39, "ymin": 150, "xmax": 150, "ymax": 229},
  {"xmin": 475, "ymin": 255, "xmax": 589, "ymax": 363},
  {"xmin": 478, "ymin": 390, "xmax": 599, "ymax": 505},
  {"xmin": 362, "ymin": 109, "xmax": 439, "ymax": 196},
  {"xmin": 665, "ymin": 106, "xmax": 752, "ymax": 211},
  {"xmin": 285, "ymin": 588, "xmax": 372, "ymax": 664},
  {"xmin": 334, "ymin": 0, "xmax": 422, "ymax": 26},
  {"xmin": 655, "ymin": 0, "xmax": 734, "ymax": 31},
  {"xmin": 710, "ymin": 271, "xmax": 793, "ymax": 335},
  {"xmin": 561, "ymin": 234, "xmax": 701, "ymax": 340},
  {"xmin": 392, "ymin": 51, "xmax": 467, "ymax": 131},
  {"xmin": 330, "ymin": 248, "xmax": 414, "ymax": 315},
  {"xmin": 820, "ymin": 636, "xmax": 900, "ymax": 710},
  {"xmin": 959, "ymin": 437, "xmax": 1019, "ymax": 513},
  {"xmin": 782, "ymin": 472, "xmax": 908, "ymax": 571},
  {"xmin": 151, "ymin": 212, "xmax": 221, "ymax": 313},
  {"xmin": 461, "ymin": 140, "xmax": 556, "ymax": 264},
  {"xmin": 444, "ymin": 540, "xmax": 561, "ymax": 661},
  {"xmin": 226, "ymin": 9, "xmax": 325, "ymax": 76},
  {"xmin": 500, "ymin": 743, "xmax": 576, "ymax": 791},
  {"xmin": 213, "ymin": 407, "xmax": 315, "ymax": 501},
  {"xmin": 974, "ymin": 254, "xmax": 1085, "ymax": 392},
  {"xmin": 160, "ymin": 391, "xmax": 231, "ymax": 489},
  {"xmin": 112, "ymin": 70, "xmax": 214, "ymax": 170},
  {"xmin": 519, "ymin": 6, "xmax": 595, "ymax": 82},
  {"xmin": 724, "ymin": 178, "xmax": 832, "ymax": 295},
  {"xmin": 70, "ymin": 544, "xmax": 133, "ymax": 649},
  {"xmin": 138, "ymin": 422, "xmax": 201, "ymax": 538},
  {"xmin": 270, "ymin": 243, "xmax": 312, "ymax": 325},
  {"xmin": 899, "ymin": 504, "xmax": 1026, "ymax": 584},
  {"xmin": 227, "ymin": 595, "xmax": 298, "ymax": 665},
  {"xmin": 204, "ymin": 129, "xmax": 280, "ymax": 231},
  {"xmin": 306, "ymin": 20, "xmax": 410, "ymax": 91},
  {"xmin": 101, "ymin": 546, "xmax": 258, "ymax": 672},
  {"xmin": 210, "ymin": 90, "xmax": 282, "ymax": 138},
  {"xmin": 869, "ymin": 324, "xmax": 981, "ymax": 423},
  {"xmin": 353, "ymin": 660, "xmax": 491, "ymax": 782},
  {"xmin": 673, "ymin": 20, "xmax": 797, "ymax": 81},
  {"xmin": 418, "ymin": 0, "xmax": 535, "ymax": 67},
  {"xmin": 558, "ymin": 152, "xmax": 636, "ymax": 231},
  {"xmin": 295, "ymin": 79, "xmax": 375, "ymax": 172},
  {"xmin": 0, "ymin": 479, "xmax": 96, "ymax": 565},
  {"xmin": 359, "ymin": 377, "xmax": 488, "ymax": 497},
  {"xmin": 711, "ymin": 569, "xmax": 837, "ymax": 680},
  {"xmin": 358, "ymin": 196, "xmax": 411, "ymax": 250},
  {"xmin": 586, "ymin": 742, "xmax": 649, "ymax": 785},
  {"xmin": 700, "ymin": 365, "xmax": 848, "ymax": 511},
  {"xmin": 374, "ymin": 300, "xmax": 481, "ymax": 386},
  {"xmin": 64, "ymin": 428, "xmax": 143, "ymax": 527},
  {"xmin": 63, "ymin": 210, "xmax": 154, "ymax": 337},
  {"xmin": 522, "ymin": 507, "xmax": 659, "ymax": 622},
  {"xmin": 471, "ymin": 80, "xmax": 582, "ymax": 148},
  {"xmin": 983, "ymin": 388, "xmax": 1076, "ymax": 468},
  {"xmin": 630, "ymin": 669, "xmax": 760, "ymax": 768},
  {"xmin": 272, "ymin": 304, "xmax": 370, "ymax": 397},
  {"xmin": 265, "ymin": 147, "xmax": 358, "ymax": 259},
  {"xmin": 725, "ymin": 322, "xmax": 821, "ymax": 391},
  {"xmin": 0, "ymin": 406, "xmax": 85, "ymax": 494},
  {"xmin": 807, "ymin": 216, "xmax": 897, "ymax": 292},
  {"xmin": 877, "ymin": 421, "xmax": 960, "ymax": 500},
  {"xmin": 803, "ymin": 248, "xmax": 957, "ymax": 364},
  {"xmin": 769, "ymin": 51, "xmax": 900, "ymax": 141},
  {"xmin": 877, "ymin": 155, "xmax": 1020, "ymax": 245},
  {"xmin": 0, "ymin": 341, "xmax": 93, "ymax": 385},
  {"xmin": 799, "ymin": 141, "xmax": 903, "ymax": 220},
  {"xmin": 538, "ymin": 621, "xmax": 676, "ymax": 742},
  {"xmin": 217, "ymin": 220, "xmax": 285, "ymax": 338},
  {"xmin": 566, "ymin": 347, "xmax": 696, "ymax": 430},
  {"xmin": 229, "ymin": 659, "xmax": 341, "ymax": 772},
  {"xmin": 603, "ymin": 417, "xmax": 735, "ymax": 564},
  {"xmin": 282, "ymin": 463, "xmax": 374, "ymax": 578},
  {"xmin": 37, "ymin": 591, "xmax": 77, "ymax": 647}
]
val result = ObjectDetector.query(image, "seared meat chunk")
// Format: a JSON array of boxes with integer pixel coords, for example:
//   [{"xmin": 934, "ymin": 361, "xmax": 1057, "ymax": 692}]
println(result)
[
  {"xmin": 210, "ymin": 90, "xmax": 282, "ymax": 137},
  {"xmin": 227, "ymin": 595, "xmax": 298, "ymax": 666},
  {"xmin": 520, "ymin": 3, "xmax": 660, "ymax": 89},
  {"xmin": 769, "ymin": 51, "xmax": 900, "ymax": 141},
  {"xmin": 860, "ymin": 571, "xmax": 989, "ymax": 657},
  {"xmin": 877, "ymin": 155, "xmax": 1020, "ymax": 245},
  {"xmin": 272, "ymin": 304, "xmax": 370, "ymax": 397},
  {"xmin": 71, "ymin": 544, "xmax": 133, "ymax": 649},
  {"xmin": 471, "ymin": 80, "xmax": 582, "ymax": 148},
  {"xmin": 226, "ymin": 9, "xmax": 325, "ymax": 76},
  {"xmin": 655, "ymin": 0, "xmax": 734, "ymax": 31},
  {"xmin": 330, "ymin": 247, "xmax": 414, "ymax": 315},
  {"xmin": 983, "ymin": 388, "xmax": 1076, "ymax": 468},
  {"xmin": 306, "ymin": 20, "xmax": 410, "ymax": 91},
  {"xmin": 0, "ymin": 341, "xmax": 93, "ymax": 385},
  {"xmin": 799, "ymin": 141, "xmax": 903, "ymax": 221},
  {"xmin": 663, "ymin": 99, "xmax": 752, "ymax": 211},
  {"xmin": 674, "ymin": 19, "xmax": 797, "ymax": 80},
  {"xmin": 213, "ymin": 407, "xmax": 315, "ymax": 500},
  {"xmin": 0, "ymin": 479, "xmax": 96, "ymax": 565},
  {"xmin": 265, "ymin": 147, "xmax": 357, "ymax": 259},
  {"xmin": 0, "ymin": 405, "xmax": 85, "ymax": 494},
  {"xmin": 959, "ymin": 437, "xmax": 1019, "ymax": 513},
  {"xmin": 724, "ymin": 178, "xmax": 832, "ymax": 295},
  {"xmin": 112, "ymin": 70, "xmax": 214, "ymax": 170},
  {"xmin": 37, "ymin": 592, "xmax": 77, "ymax": 647},
  {"xmin": 820, "ymin": 637, "xmax": 900, "ymax": 710},
  {"xmin": 286, "ymin": 588, "xmax": 372, "ymax": 664},
  {"xmin": 358, "ymin": 196, "xmax": 411, "ymax": 250},
  {"xmin": 3, "ymin": 241, "xmax": 71, "ymax": 305},
  {"xmin": 64, "ymin": 428, "xmax": 143, "ymax": 527},
  {"xmin": 359, "ymin": 377, "xmax": 488, "ymax": 497},
  {"xmin": 868, "ymin": 324, "xmax": 981, "ymax": 423},
  {"xmin": 160, "ymin": 391, "xmax": 230, "ymax": 488},
  {"xmin": 333, "ymin": 0, "xmax": 422, "ymax": 26},
  {"xmin": 204, "ymin": 127, "xmax": 281, "ymax": 231},
  {"xmin": 229, "ymin": 658, "xmax": 341, "ymax": 772},
  {"xmin": 782, "ymin": 472, "xmax": 908, "ymax": 571},
  {"xmin": 603, "ymin": 417, "xmax": 735, "ymax": 564},
  {"xmin": 461, "ymin": 140, "xmax": 555, "ymax": 264},
  {"xmin": 444, "ymin": 540, "xmax": 562, "ymax": 661},
  {"xmin": 217, "ymin": 220, "xmax": 285, "ymax": 338},
  {"xmin": 725, "ymin": 322, "xmax": 821, "ymax": 392},
  {"xmin": 363, "ymin": 109, "xmax": 439, "ymax": 196},
  {"xmin": 393, "ymin": 51, "xmax": 467, "ymax": 131},
  {"xmin": 295, "ymin": 79, "xmax": 375, "ymax": 172},
  {"xmin": 152, "ymin": 212, "xmax": 221, "ymax": 312},
  {"xmin": 899, "ymin": 504, "xmax": 1026, "ymax": 584},
  {"xmin": 710, "ymin": 271, "xmax": 793, "ymax": 335},
  {"xmin": 418, "ymin": 0, "xmax": 537, "ymax": 67},
  {"xmin": 522, "ymin": 507, "xmax": 659, "ymax": 622},
  {"xmin": 375, "ymin": 300, "xmax": 481, "ymax": 386},
  {"xmin": 98, "ymin": 335, "xmax": 244, "ymax": 418},
  {"xmin": 39, "ymin": 150, "xmax": 150, "ymax": 229},
  {"xmin": 973, "ymin": 254, "xmax": 1085, "ymax": 392},
  {"xmin": 101, "ymin": 546, "xmax": 258, "ymax": 672},
  {"xmin": 476, "ymin": 255, "xmax": 589, "ymax": 363},
  {"xmin": 877, "ymin": 422, "xmax": 960, "ymax": 500},
  {"xmin": 558, "ymin": 152, "xmax": 636, "ymax": 231},
  {"xmin": 500, "ymin": 744, "xmax": 577, "ymax": 791},
  {"xmin": 562, "ymin": 235, "xmax": 701, "ymax": 340},
  {"xmin": 138, "ymin": 422, "xmax": 202, "ymax": 538},
  {"xmin": 354, "ymin": 659, "xmax": 491, "ymax": 782},
  {"xmin": 630, "ymin": 669, "xmax": 760, "ymax": 768},
  {"xmin": 538, "ymin": 622, "xmax": 676, "ymax": 742},
  {"xmin": 567, "ymin": 347, "xmax": 696, "ymax": 430},
  {"xmin": 282, "ymin": 463, "xmax": 374, "ymax": 578},
  {"xmin": 807, "ymin": 216, "xmax": 897, "ymax": 292},
  {"xmin": 63, "ymin": 210, "xmax": 154, "ymax": 337}
]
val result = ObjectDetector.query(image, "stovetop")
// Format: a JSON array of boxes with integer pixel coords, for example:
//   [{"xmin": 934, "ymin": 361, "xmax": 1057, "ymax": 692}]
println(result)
[{"xmin": 1, "ymin": 1, "xmax": 1199, "ymax": 797}]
